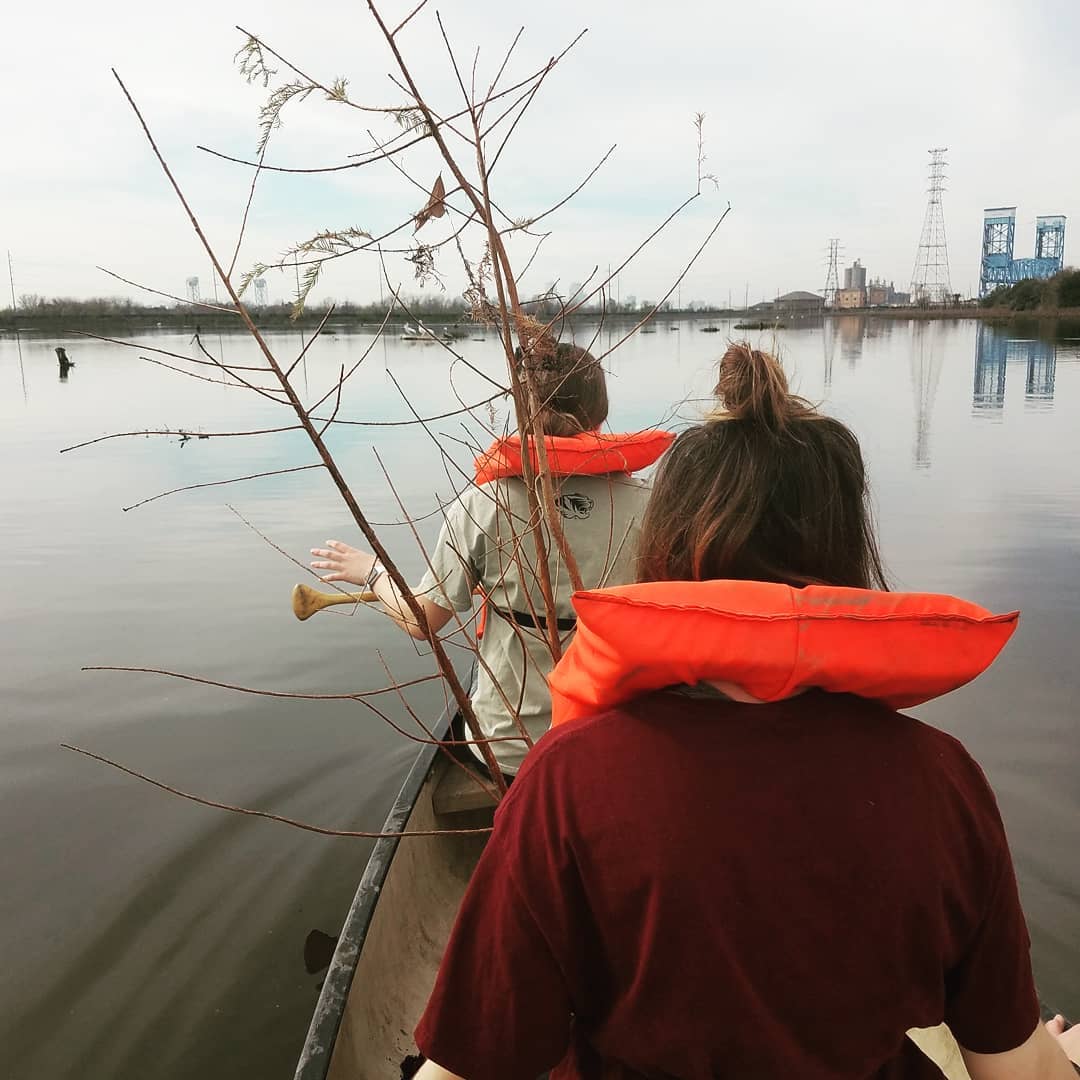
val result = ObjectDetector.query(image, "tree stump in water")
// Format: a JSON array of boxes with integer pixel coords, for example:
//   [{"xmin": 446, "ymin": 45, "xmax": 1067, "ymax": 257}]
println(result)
[{"xmin": 55, "ymin": 346, "xmax": 74, "ymax": 379}]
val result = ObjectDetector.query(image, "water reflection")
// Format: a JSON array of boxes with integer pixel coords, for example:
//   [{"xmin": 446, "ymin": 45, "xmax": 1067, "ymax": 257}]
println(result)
[
  {"xmin": 821, "ymin": 319, "xmax": 837, "ymax": 391},
  {"xmin": 835, "ymin": 315, "xmax": 865, "ymax": 368},
  {"xmin": 973, "ymin": 325, "xmax": 1057, "ymax": 414},
  {"xmin": 16, "ymin": 332, "xmax": 28, "ymax": 402},
  {"xmin": 909, "ymin": 323, "xmax": 943, "ymax": 469},
  {"xmin": 974, "ymin": 324, "xmax": 1007, "ymax": 414},
  {"xmin": 1025, "ymin": 340, "xmax": 1056, "ymax": 406}
]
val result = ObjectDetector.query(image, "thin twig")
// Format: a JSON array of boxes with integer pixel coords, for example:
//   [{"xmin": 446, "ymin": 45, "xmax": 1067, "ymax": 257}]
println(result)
[
  {"xmin": 60, "ymin": 425, "xmax": 301, "ymax": 454},
  {"xmin": 121, "ymin": 464, "xmax": 322, "ymax": 512},
  {"xmin": 595, "ymin": 205, "xmax": 733, "ymax": 361},
  {"xmin": 236, "ymin": 24, "xmax": 408, "ymax": 116},
  {"xmin": 137, "ymin": 354, "xmax": 288, "ymax": 397},
  {"xmin": 480, "ymin": 26, "xmax": 525, "ymax": 123},
  {"xmin": 193, "ymin": 330, "xmax": 288, "ymax": 402},
  {"xmin": 319, "ymin": 364, "xmax": 346, "ymax": 436},
  {"xmin": 227, "ymin": 139, "xmax": 270, "ymax": 281},
  {"xmin": 304, "ymin": 297, "xmax": 397, "ymax": 413},
  {"xmin": 65, "ymin": 330, "xmax": 270, "ymax": 372},
  {"xmin": 197, "ymin": 30, "xmax": 585, "ymax": 177},
  {"xmin": 391, "ymin": 0, "xmax": 430, "ymax": 37},
  {"xmin": 285, "ymin": 304, "xmax": 336, "ymax": 378},
  {"xmin": 96, "ymin": 267, "xmax": 237, "ymax": 313},
  {"xmin": 62, "ymin": 744, "xmax": 493, "ymax": 838},
  {"xmin": 83, "ymin": 664, "xmax": 443, "ymax": 701},
  {"xmin": 503, "ymin": 146, "xmax": 616, "ymax": 233}
]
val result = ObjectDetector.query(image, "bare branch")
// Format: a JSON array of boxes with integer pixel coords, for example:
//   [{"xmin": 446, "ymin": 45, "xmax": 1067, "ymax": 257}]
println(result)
[
  {"xmin": 596, "ymin": 205, "xmax": 733, "ymax": 361},
  {"xmin": 228, "ymin": 139, "xmax": 270, "ymax": 281},
  {"xmin": 391, "ymin": 0, "xmax": 431, "ymax": 38},
  {"xmin": 319, "ymin": 364, "xmax": 346, "ymax": 436},
  {"xmin": 563, "ymin": 192, "xmax": 701, "ymax": 318},
  {"xmin": 436, "ymin": 12, "xmax": 472, "ymax": 113},
  {"xmin": 305, "ymin": 297, "xmax": 396, "ymax": 413},
  {"xmin": 137, "ymin": 354, "xmax": 288, "ymax": 398},
  {"xmin": 83, "ymin": 664, "xmax": 443, "ymax": 701},
  {"xmin": 192, "ymin": 330, "xmax": 290, "ymax": 402},
  {"xmin": 315, "ymin": 390, "xmax": 506, "ymax": 428},
  {"xmin": 111, "ymin": 65, "xmax": 500, "ymax": 789},
  {"xmin": 693, "ymin": 111, "xmax": 720, "ymax": 194},
  {"xmin": 235, "ymin": 25, "xmax": 408, "ymax": 117},
  {"xmin": 479, "ymin": 26, "xmax": 525, "ymax": 122},
  {"xmin": 66, "ymin": 331, "xmax": 270, "ymax": 372},
  {"xmin": 501, "ymin": 145, "xmax": 616, "ymax": 234},
  {"xmin": 121, "ymin": 464, "xmax": 322, "ymax": 513},
  {"xmin": 60, "ymin": 425, "xmax": 301, "ymax": 454},
  {"xmin": 96, "ymin": 267, "xmax": 237, "ymax": 313},
  {"xmin": 62, "ymin": 744, "xmax": 492, "ymax": 839},
  {"xmin": 196, "ymin": 31, "xmax": 586, "ymax": 178},
  {"xmin": 285, "ymin": 304, "xmax": 336, "ymax": 379}
]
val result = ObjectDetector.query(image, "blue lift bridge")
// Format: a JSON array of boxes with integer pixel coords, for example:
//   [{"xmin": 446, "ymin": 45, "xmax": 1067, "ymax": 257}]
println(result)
[{"xmin": 979, "ymin": 208, "xmax": 1066, "ymax": 297}]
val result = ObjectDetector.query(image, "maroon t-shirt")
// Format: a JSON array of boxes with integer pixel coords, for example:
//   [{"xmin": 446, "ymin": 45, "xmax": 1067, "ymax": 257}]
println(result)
[{"xmin": 416, "ymin": 690, "xmax": 1039, "ymax": 1078}]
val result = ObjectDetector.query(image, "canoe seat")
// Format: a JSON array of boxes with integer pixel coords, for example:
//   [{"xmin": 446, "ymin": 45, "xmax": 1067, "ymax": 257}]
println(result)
[{"xmin": 431, "ymin": 757, "xmax": 499, "ymax": 816}]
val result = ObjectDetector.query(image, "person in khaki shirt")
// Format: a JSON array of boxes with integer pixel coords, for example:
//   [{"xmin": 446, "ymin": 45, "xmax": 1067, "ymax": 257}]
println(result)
[{"xmin": 311, "ymin": 341, "xmax": 670, "ymax": 777}]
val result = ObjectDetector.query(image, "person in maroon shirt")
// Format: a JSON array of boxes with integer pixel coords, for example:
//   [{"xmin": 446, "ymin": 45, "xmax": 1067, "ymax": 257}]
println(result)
[{"xmin": 414, "ymin": 344, "xmax": 1079, "ymax": 1079}]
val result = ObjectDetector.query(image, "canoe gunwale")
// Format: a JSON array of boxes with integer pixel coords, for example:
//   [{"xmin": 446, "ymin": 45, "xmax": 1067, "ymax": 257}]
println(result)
[{"xmin": 294, "ymin": 704, "xmax": 455, "ymax": 1080}]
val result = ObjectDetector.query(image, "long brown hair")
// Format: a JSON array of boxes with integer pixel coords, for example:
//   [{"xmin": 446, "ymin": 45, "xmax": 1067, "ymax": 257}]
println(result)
[
  {"xmin": 637, "ymin": 343, "xmax": 888, "ymax": 589},
  {"xmin": 515, "ymin": 341, "xmax": 608, "ymax": 437}
]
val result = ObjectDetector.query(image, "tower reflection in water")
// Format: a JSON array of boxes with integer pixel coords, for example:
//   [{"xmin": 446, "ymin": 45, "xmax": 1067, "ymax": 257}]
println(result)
[
  {"xmin": 973, "ymin": 324, "xmax": 1056, "ymax": 414},
  {"xmin": 909, "ymin": 322, "xmax": 943, "ymax": 470}
]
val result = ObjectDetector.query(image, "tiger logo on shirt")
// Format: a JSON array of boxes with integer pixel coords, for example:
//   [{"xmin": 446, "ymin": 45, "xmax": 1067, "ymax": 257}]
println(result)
[{"xmin": 556, "ymin": 492, "xmax": 594, "ymax": 519}]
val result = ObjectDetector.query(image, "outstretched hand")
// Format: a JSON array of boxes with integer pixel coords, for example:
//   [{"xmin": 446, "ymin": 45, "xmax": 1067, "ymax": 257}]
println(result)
[{"xmin": 310, "ymin": 539, "xmax": 376, "ymax": 586}]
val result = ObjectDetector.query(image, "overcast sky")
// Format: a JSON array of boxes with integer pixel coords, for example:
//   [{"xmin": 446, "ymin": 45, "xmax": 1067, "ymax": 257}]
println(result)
[{"xmin": 2, "ymin": 0, "xmax": 1076, "ymax": 308}]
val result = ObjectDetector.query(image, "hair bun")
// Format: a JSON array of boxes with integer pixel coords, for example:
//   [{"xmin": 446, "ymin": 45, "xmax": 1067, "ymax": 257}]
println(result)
[
  {"xmin": 514, "ymin": 339, "xmax": 609, "ymax": 437},
  {"xmin": 713, "ymin": 342, "xmax": 809, "ymax": 430}
]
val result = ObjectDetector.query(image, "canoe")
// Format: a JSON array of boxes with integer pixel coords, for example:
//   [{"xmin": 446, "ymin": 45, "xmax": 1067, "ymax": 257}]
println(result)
[
  {"xmin": 293, "ymin": 704, "xmax": 1058, "ymax": 1080},
  {"xmin": 295, "ymin": 702, "xmax": 495, "ymax": 1080}
]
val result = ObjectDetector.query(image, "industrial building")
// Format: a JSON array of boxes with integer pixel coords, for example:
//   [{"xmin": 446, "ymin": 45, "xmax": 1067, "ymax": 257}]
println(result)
[
  {"xmin": 832, "ymin": 261, "xmax": 908, "ymax": 309},
  {"xmin": 979, "ymin": 208, "xmax": 1066, "ymax": 297},
  {"xmin": 749, "ymin": 290, "xmax": 825, "ymax": 316},
  {"xmin": 843, "ymin": 260, "xmax": 867, "ymax": 292}
]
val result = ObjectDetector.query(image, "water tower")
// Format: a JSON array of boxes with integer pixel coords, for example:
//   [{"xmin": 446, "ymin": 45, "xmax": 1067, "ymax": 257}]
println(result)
[
  {"xmin": 185, "ymin": 276, "xmax": 201, "ymax": 303},
  {"xmin": 253, "ymin": 277, "xmax": 268, "ymax": 306}
]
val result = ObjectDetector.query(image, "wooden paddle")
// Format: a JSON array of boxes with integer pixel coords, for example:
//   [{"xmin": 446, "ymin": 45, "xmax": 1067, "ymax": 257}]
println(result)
[{"xmin": 292, "ymin": 583, "xmax": 378, "ymax": 621}]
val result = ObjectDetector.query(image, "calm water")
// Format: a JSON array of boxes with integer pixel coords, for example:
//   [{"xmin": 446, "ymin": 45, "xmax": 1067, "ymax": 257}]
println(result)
[{"xmin": 1, "ymin": 316, "xmax": 1078, "ymax": 1077}]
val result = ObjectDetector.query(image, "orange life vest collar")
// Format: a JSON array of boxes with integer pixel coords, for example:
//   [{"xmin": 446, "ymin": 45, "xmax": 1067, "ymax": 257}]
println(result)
[
  {"xmin": 548, "ymin": 580, "xmax": 1019, "ymax": 727},
  {"xmin": 473, "ymin": 429, "xmax": 674, "ymax": 485}
]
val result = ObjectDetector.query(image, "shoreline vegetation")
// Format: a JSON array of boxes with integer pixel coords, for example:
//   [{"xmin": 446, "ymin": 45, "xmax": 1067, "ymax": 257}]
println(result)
[{"xmin": 3, "ymin": 267, "xmax": 1078, "ymax": 335}]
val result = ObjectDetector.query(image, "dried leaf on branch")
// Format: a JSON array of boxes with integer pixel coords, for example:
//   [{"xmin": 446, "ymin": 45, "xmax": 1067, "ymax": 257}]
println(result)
[{"xmin": 413, "ymin": 174, "xmax": 447, "ymax": 232}]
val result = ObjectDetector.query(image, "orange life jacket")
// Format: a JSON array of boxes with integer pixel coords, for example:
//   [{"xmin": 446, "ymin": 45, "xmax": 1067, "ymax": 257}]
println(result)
[
  {"xmin": 548, "ymin": 580, "xmax": 1019, "ymax": 727},
  {"xmin": 473, "ymin": 429, "xmax": 675, "ymax": 485}
]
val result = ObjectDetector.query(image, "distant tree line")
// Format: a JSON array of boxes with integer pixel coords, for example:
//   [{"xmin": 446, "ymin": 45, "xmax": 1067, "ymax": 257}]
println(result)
[
  {"xmin": 0, "ymin": 293, "xmax": 473, "ymax": 327},
  {"xmin": 1, "ymin": 291, "xmax": 727, "ymax": 329},
  {"xmin": 980, "ymin": 268, "xmax": 1080, "ymax": 312}
]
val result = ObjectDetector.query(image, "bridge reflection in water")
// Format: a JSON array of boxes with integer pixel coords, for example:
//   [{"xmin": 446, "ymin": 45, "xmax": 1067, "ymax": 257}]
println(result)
[{"xmin": 973, "ymin": 324, "xmax": 1057, "ymax": 414}]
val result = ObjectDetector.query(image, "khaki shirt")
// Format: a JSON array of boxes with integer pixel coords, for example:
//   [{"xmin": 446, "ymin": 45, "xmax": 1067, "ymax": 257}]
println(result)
[{"xmin": 416, "ymin": 473, "xmax": 651, "ymax": 773}]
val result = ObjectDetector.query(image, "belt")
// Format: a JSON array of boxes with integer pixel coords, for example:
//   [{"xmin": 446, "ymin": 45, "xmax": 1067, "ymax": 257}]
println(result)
[{"xmin": 494, "ymin": 606, "xmax": 577, "ymax": 632}]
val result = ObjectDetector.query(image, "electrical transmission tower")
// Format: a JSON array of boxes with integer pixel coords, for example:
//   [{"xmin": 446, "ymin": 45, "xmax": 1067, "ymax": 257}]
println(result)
[
  {"xmin": 185, "ymin": 276, "xmax": 201, "ymax": 303},
  {"xmin": 822, "ymin": 239, "xmax": 841, "ymax": 308},
  {"xmin": 910, "ymin": 148, "xmax": 952, "ymax": 306}
]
